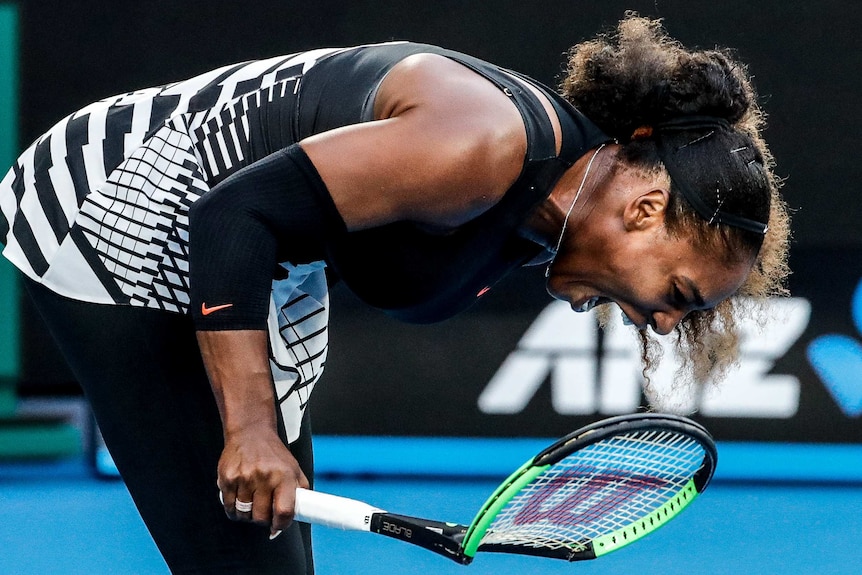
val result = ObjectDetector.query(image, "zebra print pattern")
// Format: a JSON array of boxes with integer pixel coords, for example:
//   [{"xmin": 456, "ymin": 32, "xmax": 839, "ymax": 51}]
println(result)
[
  {"xmin": 75, "ymin": 118, "xmax": 204, "ymax": 312},
  {"xmin": 269, "ymin": 262, "xmax": 330, "ymax": 442},
  {"xmin": 0, "ymin": 48, "xmax": 344, "ymax": 300},
  {"xmin": 0, "ymin": 47, "xmax": 349, "ymax": 441},
  {"xmin": 188, "ymin": 76, "xmax": 303, "ymax": 184}
]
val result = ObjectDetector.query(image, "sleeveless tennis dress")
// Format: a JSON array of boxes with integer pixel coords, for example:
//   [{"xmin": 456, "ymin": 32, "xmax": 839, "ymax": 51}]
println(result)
[{"xmin": 0, "ymin": 42, "xmax": 608, "ymax": 441}]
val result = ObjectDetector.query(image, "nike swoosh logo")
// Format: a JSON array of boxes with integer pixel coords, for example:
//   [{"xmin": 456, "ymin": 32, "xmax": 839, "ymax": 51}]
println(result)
[{"xmin": 201, "ymin": 303, "xmax": 234, "ymax": 316}]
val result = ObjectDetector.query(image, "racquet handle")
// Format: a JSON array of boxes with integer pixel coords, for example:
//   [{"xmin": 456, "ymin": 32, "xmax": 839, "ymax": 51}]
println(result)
[{"xmin": 294, "ymin": 487, "xmax": 386, "ymax": 531}]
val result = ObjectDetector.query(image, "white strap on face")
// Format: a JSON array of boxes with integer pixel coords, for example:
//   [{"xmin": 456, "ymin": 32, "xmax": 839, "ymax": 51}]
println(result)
[{"xmin": 545, "ymin": 143, "xmax": 607, "ymax": 278}]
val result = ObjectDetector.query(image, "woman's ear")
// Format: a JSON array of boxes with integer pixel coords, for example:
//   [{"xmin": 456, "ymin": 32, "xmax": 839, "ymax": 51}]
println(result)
[{"xmin": 622, "ymin": 188, "xmax": 670, "ymax": 231}]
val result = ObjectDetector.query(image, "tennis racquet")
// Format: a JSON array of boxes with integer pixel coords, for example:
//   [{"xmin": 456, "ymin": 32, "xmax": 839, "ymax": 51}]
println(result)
[{"xmin": 295, "ymin": 413, "xmax": 717, "ymax": 564}]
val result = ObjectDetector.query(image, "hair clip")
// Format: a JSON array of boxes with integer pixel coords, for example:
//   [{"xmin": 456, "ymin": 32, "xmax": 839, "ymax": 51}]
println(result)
[
  {"xmin": 707, "ymin": 186, "xmax": 727, "ymax": 225},
  {"xmin": 677, "ymin": 130, "xmax": 716, "ymax": 150}
]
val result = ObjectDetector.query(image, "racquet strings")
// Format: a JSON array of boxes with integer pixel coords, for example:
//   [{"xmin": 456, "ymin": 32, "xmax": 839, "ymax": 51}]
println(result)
[{"xmin": 480, "ymin": 429, "xmax": 706, "ymax": 551}]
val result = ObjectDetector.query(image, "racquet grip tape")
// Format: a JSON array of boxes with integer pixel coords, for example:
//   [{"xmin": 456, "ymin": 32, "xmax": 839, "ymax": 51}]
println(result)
[{"xmin": 294, "ymin": 488, "xmax": 385, "ymax": 531}]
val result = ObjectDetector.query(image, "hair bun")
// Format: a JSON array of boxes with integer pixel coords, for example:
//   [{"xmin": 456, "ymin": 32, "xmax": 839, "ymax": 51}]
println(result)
[
  {"xmin": 662, "ymin": 52, "xmax": 751, "ymax": 124},
  {"xmin": 562, "ymin": 15, "xmax": 760, "ymax": 139}
]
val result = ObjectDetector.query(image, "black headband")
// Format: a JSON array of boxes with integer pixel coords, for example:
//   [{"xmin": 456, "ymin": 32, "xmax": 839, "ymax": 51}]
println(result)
[{"xmin": 653, "ymin": 116, "xmax": 770, "ymax": 236}]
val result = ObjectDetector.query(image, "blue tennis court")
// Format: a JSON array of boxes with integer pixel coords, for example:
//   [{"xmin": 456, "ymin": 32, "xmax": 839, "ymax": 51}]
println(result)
[{"xmin": 2, "ymin": 454, "xmax": 861, "ymax": 575}]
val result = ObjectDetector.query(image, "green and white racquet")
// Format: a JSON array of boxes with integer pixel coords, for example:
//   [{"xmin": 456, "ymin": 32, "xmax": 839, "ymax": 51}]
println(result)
[{"xmin": 294, "ymin": 413, "xmax": 717, "ymax": 564}]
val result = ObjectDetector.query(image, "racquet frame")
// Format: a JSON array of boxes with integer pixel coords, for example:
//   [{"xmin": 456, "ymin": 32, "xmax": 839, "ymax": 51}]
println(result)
[{"xmin": 293, "ymin": 413, "xmax": 717, "ymax": 564}]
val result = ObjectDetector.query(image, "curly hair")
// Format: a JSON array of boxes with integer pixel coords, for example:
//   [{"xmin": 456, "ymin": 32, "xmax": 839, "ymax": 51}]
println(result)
[{"xmin": 562, "ymin": 14, "xmax": 791, "ymax": 404}]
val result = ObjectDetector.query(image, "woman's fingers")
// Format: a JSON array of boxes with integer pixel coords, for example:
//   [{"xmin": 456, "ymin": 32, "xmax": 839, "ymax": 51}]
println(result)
[
  {"xmin": 219, "ymin": 481, "xmax": 266, "ymax": 523},
  {"xmin": 235, "ymin": 486, "xmax": 256, "ymax": 521},
  {"xmin": 251, "ymin": 489, "xmax": 274, "ymax": 525},
  {"xmin": 270, "ymin": 482, "xmax": 296, "ymax": 534},
  {"xmin": 216, "ymin": 432, "xmax": 307, "ymax": 535}
]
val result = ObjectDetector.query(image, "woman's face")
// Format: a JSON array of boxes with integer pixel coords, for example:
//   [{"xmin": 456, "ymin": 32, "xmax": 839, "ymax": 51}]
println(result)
[{"xmin": 545, "ymin": 173, "xmax": 754, "ymax": 335}]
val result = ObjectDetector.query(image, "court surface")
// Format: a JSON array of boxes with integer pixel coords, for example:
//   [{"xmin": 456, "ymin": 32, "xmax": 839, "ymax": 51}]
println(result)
[{"xmin": 2, "ymin": 458, "xmax": 861, "ymax": 575}]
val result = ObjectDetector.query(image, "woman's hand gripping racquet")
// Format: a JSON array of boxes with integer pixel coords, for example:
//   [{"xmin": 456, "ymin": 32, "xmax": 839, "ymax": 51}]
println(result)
[{"xmin": 293, "ymin": 413, "xmax": 717, "ymax": 564}]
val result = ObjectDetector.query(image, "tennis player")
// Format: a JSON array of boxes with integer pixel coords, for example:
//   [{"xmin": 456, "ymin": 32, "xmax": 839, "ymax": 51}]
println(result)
[{"xmin": 0, "ymin": 15, "xmax": 788, "ymax": 574}]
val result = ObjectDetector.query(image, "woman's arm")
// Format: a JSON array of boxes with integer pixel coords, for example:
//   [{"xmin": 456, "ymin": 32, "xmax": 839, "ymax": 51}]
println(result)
[
  {"xmin": 197, "ymin": 330, "xmax": 307, "ymax": 538},
  {"xmin": 189, "ymin": 53, "xmax": 529, "ymax": 536},
  {"xmin": 302, "ymin": 52, "xmax": 527, "ymax": 230}
]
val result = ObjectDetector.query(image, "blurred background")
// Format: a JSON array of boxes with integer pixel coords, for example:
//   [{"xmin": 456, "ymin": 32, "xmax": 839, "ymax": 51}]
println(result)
[{"xmin": 1, "ymin": 1, "xmax": 861, "ymax": 573}]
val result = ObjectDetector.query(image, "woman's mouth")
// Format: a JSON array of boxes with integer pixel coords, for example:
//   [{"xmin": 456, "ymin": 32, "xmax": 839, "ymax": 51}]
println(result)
[
  {"xmin": 573, "ymin": 296, "xmax": 612, "ymax": 313},
  {"xmin": 573, "ymin": 296, "xmax": 600, "ymax": 312},
  {"xmin": 573, "ymin": 296, "xmax": 640, "ymax": 328}
]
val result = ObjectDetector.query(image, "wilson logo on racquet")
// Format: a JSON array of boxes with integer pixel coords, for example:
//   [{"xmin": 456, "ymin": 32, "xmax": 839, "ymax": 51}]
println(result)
[{"xmin": 513, "ymin": 472, "xmax": 670, "ymax": 528}]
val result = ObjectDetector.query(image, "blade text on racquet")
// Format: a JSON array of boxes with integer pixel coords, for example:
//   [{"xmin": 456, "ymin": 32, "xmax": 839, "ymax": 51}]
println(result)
[{"xmin": 293, "ymin": 413, "xmax": 717, "ymax": 564}]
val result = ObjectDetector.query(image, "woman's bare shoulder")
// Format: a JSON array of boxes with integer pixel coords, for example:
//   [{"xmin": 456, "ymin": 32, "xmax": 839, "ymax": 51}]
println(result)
[{"xmin": 301, "ymin": 53, "xmax": 529, "ymax": 230}]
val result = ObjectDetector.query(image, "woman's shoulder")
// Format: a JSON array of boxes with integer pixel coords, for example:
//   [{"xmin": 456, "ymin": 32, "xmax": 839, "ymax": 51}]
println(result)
[
  {"xmin": 376, "ymin": 53, "xmax": 531, "ymax": 223},
  {"xmin": 300, "ymin": 51, "xmax": 531, "ymax": 230}
]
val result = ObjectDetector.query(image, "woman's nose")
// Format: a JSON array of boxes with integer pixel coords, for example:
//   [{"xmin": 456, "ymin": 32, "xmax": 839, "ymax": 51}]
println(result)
[{"xmin": 651, "ymin": 309, "xmax": 688, "ymax": 335}]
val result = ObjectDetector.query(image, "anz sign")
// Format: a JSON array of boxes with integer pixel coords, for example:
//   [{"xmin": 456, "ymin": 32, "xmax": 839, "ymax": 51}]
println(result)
[{"xmin": 479, "ymin": 298, "xmax": 813, "ymax": 419}]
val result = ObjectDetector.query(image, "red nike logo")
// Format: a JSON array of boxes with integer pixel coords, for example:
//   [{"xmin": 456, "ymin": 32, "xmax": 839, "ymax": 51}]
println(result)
[{"xmin": 201, "ymin": 302, "xmax": 234, "ymax": 316}]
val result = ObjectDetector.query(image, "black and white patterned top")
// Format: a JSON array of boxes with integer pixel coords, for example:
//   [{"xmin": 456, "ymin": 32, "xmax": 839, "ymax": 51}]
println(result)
[
  {"xmin": 0, "ymin": 47, "xmax": 347, "ymax": 441},
  {"xmin": 0, "ymin": 41, "xmax": 608, "ymax": 440}
]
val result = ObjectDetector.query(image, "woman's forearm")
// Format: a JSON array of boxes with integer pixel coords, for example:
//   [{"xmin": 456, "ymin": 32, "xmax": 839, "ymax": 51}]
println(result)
[
  {"xmin": 195, "ymin": 329, "xmax": 278, "ymax": 437},
  {"xmin": 197, "ymin": 329, "xmax": 307, "ymax": 536}
]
